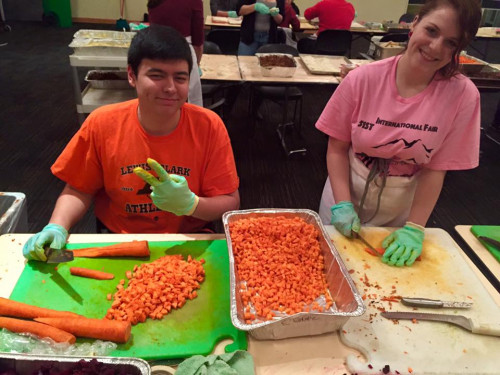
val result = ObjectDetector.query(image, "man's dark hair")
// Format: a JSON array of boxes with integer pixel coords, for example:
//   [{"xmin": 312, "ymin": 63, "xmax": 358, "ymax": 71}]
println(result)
[{"xmin": 128, "ymin": 24, "xmax": 193, "ymax": 76}]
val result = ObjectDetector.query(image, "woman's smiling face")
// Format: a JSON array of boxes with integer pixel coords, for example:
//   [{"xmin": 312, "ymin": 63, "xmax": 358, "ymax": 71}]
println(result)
[{"xmin": 406, "ymin": 5, "xmax": 460, "ymax": 75}]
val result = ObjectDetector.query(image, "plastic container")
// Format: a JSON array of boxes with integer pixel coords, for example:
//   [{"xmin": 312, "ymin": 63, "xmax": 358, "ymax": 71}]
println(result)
[
  {"xmin": 0, "ymin": 192, "xmax": 28, "ymax": 234},
  {"xmin": 256, "ymin": 53, "xmax": 297, "ymax": 78},
  {"xmin": 372, "ymin": 41, "xmax": 405, "ymax": 60}
]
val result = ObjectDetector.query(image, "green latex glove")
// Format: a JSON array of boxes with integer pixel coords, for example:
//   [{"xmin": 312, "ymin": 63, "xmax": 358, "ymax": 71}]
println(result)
[
  {"xmin": 254, "ymin": 2, "xmax": 270, "ymax": 14},
  {"xmin": 198, "ymin": 66, "xmax": 203, "ymax": 77},
  {"xmin": 134, "ymin": 158, "xmax": 199, "ymax": 216},
  {"xmin": 228, "ymin": 10, "xmax": 238, "ymax": 18},
  {"xmin": 269, "ymin": 7, "xmax": 280, "ymax": 16},
  {"xmin": 382, "ymin": 222, "xmax": 424, "ymax": 266},
  {"xmin": 330, "ymin": 201, "xmax": 361, "ymax": 238},
  {"xmin": 22, "ymin": 224, "xmax": 68, "ymax": 261},
  {"xmin": 176, "ymin": 350, "xmax": 255, "ymax": 375}
]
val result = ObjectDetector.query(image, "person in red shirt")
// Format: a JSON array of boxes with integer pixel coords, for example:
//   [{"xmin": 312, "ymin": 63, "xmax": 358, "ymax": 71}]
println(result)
[
  {"xmin": 298, "ymin": 0, "xmax": 355, "ymax": 53},
  {"xmin": 22, "ymin": 26, "xmax": 240, "ymax": 261},
  {"xmin": 279, "ymin": 0, "xmax": 300, "ymax": 32}
]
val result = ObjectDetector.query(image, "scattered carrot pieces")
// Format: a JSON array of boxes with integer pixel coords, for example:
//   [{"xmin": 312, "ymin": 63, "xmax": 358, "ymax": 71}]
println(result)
[
  {"xmin": 408, "ymin": 367, "xmax": 413, "ymax": 373},
  {"xmin": 229, "ymin": 216, "xmax": 332, "ymax": 322},
  {"xmin": 105, "ymin": 254, "xmax": 205, "ymax": 325},
  {"xmin": 459, "ymin": 55, "xmax": 481, "ymax": 64}
]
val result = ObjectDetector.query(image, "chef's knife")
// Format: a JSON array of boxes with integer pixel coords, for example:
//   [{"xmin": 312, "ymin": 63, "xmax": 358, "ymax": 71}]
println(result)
[
  {"xmin": 478, "ymin": 236, "xmax": 500, "ymax": 250},
  {"xmin": 381, "ymin": 311, "xmax": 500, "ymax": 337},
  {"xmin": 401, "ymin": 297, "xmax": 472, "ymax": 309},
  {"xmin": 44, "ymin": 246, "xmax": 74, "ymax": 263},
  {"xmin": 353, "ymin": 232, "xmax": 380, "ymax": 256}
]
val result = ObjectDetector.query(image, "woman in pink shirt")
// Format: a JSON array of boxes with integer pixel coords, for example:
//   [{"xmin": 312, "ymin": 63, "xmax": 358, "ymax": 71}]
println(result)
[{"xmin": 316, "ymin": 0, "xmax": 481, "ymax": 267}]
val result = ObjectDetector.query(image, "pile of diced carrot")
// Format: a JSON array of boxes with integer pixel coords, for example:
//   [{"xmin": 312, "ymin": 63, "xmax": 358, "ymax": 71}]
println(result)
[
  {"xmin": 105, "ymin": 254, "xmax": 205, "ymax": 325},
  {"xmin": 459, "ymin": 55, "xmax": 481, "ymax": 64},
  {"xmin": 229, "ymin": 216, "xmax": 333, "ymax": 323}
]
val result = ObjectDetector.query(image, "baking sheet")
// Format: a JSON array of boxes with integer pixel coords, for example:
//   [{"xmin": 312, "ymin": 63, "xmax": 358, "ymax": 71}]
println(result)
[{"xmin": 300, "ymin": 54, "xmax": 351, "ymax": 75}]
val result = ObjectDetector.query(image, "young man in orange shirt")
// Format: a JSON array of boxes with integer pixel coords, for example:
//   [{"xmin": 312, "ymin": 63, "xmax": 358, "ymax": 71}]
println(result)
[{"xmin": 23, "ymin": 25, "xmax": 240, "ymax": 261}]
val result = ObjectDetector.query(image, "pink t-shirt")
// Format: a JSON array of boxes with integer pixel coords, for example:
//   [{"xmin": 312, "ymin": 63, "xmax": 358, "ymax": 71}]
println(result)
[{"xmin": 316, "ymin": 55, "xmax": 480, "ymax": 177}]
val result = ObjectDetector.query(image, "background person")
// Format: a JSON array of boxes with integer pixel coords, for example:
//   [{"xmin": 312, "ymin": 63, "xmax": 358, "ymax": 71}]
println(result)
[
  {"xmin": 316, "ymin": 0, "xmax": 481, "ymax": 267},
  {"xmin": 211, "ymin": 0, "xmax": 240, "ymax": 17},
  {"xmin": 297, "ymin": 0, "xmax": 354, "ymax": 53},
  {"xmin": 22, "ymin": 26, "xmax": 240, "ymax": 261},
  {"xmin": 237, "ymin": 0, "xmax": 285, "ymax": 55},
  {"xmin": 279, "ymin": 0, "xmax": 301, "ymax": 47},
  {"xmin": 148, "ymin": 0, "xmax": 204, "ymax": 106}
]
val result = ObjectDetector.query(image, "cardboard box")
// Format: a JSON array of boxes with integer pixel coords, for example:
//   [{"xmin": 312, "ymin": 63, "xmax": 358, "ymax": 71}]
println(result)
[{"xmin": 373, "ymin": 41, "xmax": 406, "ymax": 60}]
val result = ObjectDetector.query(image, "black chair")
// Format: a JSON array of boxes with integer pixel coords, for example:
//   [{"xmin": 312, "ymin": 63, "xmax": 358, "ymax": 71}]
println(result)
[
  {"xmin": 379, "ymin": 33, "xmax": 409, "ymax": 43},
  {"xmin": 202, "ymin": 41, "xmax": 226, "ymax": 116},
  {"xmin": 316, "ymin": 29, "xmax": 352, "ymax": 57},
  {"xmin": 251, "ymin": 44, "xmax": 305, "ymax": 155},
  {"xmin": 206, "ymin": 29, "xmax": 241, "ymax": 55}
]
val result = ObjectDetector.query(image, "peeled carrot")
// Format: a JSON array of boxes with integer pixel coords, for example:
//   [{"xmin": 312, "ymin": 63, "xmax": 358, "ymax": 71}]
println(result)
[
  {"xmin": 0, "ymin": 297, "xmax": 82, "ymax": 319},
  {"xmin": 70, "ymin": 267, "xmax": 115, "ymax": 280},
  {"xmin": 72, "ymin": 240, "xmax": 150, "ymax": 258},
  {"xmin": 0, "ymin": 316, "xmax": 76, "ymax": 343},
  {"xmin": 35, "ymin": 317, "xmax": 131, "ymax": 343}
]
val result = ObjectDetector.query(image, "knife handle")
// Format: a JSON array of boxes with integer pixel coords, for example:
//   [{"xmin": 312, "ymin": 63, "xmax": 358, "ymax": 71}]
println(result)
[
  {"xmin": 401, "ymin": 297, "xmax": 443, "ymax": 308},
  {"xmin": 470, "ymin": 320, "xmax": 500, "ymax": 337}
]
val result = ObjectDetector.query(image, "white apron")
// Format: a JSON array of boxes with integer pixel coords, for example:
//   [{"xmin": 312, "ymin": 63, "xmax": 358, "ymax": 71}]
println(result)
[
  {"xmin": 186, "ymin": 36, "xmax": 203, "ymax": 107},
  {"xmin": 319, "ymin": 149, "xmax": 419, "ymax": 227}
]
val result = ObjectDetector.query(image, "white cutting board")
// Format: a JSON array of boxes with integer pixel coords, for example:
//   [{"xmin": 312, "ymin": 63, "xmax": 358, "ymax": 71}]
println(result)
[{"xmin": 328, "ymin": 227, "xmax": 500, "ymax": 375}]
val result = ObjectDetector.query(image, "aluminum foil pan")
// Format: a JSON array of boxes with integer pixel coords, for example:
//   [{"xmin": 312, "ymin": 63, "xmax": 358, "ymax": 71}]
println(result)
[
  {"xmin": 256, "ymin": 53, "xmax": 297, "ymax": 78},
  {"xmin": 222, "ymin": 209, "xmax": 365, "ymax": 340},
  {"xmin": 0, "ymin": 352, "xmax": 150, "ymax": 374},
  {"xmin": 73, "ymin": 29, "xmax": 136, "ymax": 40},
  {"xmin": 85, "ymin": 70, "xmax": 131, "ymax": 89},
  {"xmin": 69, "ymin": 38, "xmax": 131, "ymax": 57}
]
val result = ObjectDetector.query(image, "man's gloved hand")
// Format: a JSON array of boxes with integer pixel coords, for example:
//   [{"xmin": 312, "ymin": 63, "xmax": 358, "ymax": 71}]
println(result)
[
  {"xmin": 134, "ymin": 158, "xmax": 199, "ymax": 216},
  {"xmin": 228, "ymin": 10, "xmax": 238, "ymax": 18},
  {"xmin": 330, "ymin": 201, "xmax": 361, "ymax": 238},
  {"xmin": 269, "ymin": 7, "xmax": 280, "ymax": 16},
  {"xmin": 382, "ymin": 222, "xmax": 424, "ymax": 266},
  {"xmin": 254, "ymin": 2, "xmax": 270, "ymax": 14},
  {"xmin": 22, "ymin": 224, "xmax": 68, "ymax": 261}
]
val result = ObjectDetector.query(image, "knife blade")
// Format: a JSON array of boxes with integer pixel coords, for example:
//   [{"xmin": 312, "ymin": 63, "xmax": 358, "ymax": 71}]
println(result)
[
  {"xmin": 353, "ymin": 232, "xmax": 380, "ymax": 256},
  {"xmin": 44, "ymin": 246, "xmax": 74, "ymax": 263},
  {"xmin": 401, "ymin": 297, "xmax": 473, "ymax": 309},
  {"xmin": 478, "ymin": 236, "xmax": 500, "ymax": 250},
  {"xmin": 381, "ymin": 311, "xmax": 500, "ymax": 337}
]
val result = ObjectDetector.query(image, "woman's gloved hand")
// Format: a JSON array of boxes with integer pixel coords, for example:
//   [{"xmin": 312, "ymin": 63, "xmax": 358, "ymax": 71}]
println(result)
[
  {"xmin": 22, "ymin": 224, "xmax": 68, "ymax": 261},
  {"xmin": 269, "ymin": 7, "xmax": 280, "ymax": 16},
  {"xmin": 228, "ymin": 10, "xmax": 238, "ymax": 18},
  {"xmin": 382, "ymin": 222, "xmax": 424, "ymax": 266},
  {"xmin": 134, "ymin": 158, "xmax": 199, "ymax": 216},
  {"xmin": 254, "ymin": 2, "xmax": 270, "ymax": 14},
  {"xmin": 330, "ymin": 201, "xmax": 361, "ymax": 238}
]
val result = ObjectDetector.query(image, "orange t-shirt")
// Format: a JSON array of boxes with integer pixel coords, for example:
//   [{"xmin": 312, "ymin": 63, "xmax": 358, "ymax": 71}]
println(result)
[{"xmin": 51, "ymin": 100, "xmax": 239, "ymax": 233}]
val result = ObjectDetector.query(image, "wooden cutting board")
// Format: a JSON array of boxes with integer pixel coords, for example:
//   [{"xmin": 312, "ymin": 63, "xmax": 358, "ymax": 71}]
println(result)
[
  {"xmin": 9, "ymin": 240, "xmax": 247, "ymax": 361},
  {"xmin": 299, "ymin": 54, "xmax": 350, "ymax": 75},
  {"xmin": 328, "ymin": 228, "xmax": 500, "ymax": 375}
]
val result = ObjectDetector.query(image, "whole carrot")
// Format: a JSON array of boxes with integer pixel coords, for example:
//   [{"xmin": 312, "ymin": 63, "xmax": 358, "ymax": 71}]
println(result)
[
  {"xmin": 0, "ymin": 317, "xmax": 76, "ymax": 343},
  {"xmin": 35, "ymin": 317, "xmax": 131, "ymax": 343},
  {"xmin": 70, "ymin": 267, "xmax": 115, "ymax": 280},
  {"xmin": 0, "ymin": 297, "xmax": 82, "ymax": 319},
  {"xmin": 72, "ymin": 240, "xmax": 150, "ymax": 258}
]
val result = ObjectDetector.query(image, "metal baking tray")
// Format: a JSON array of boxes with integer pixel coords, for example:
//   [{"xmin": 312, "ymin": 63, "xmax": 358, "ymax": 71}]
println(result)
[
  {"xmin": 222, "ymin": 209, "xmax": 365, "ymax": 340},
  {"xmin": 73, "ymin": 29, "xmax": 136, "ymax": 40},
  {"xmin": 85, "ymin": 70, "xmax": 131, "ymax": 89},
  {"xmin": 69, "ymin": 38, "xmax": 131, "ymax": 57},
  {"xmin": 256, "ymin": 53, "xmax": 297, "ymax": 78},
  {"xmin": 0, "ymin": 352, "xmax": 150, "ymax": 374}
]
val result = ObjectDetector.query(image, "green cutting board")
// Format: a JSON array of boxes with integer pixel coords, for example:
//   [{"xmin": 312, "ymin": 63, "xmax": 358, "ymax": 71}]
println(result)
[
  {"xmin": 470, "ymin": 225, "xmax": 500, "ymax": 262},
  {"xmin": 9, "ymin": 240, "xmax": 247, "ymax": 360}
]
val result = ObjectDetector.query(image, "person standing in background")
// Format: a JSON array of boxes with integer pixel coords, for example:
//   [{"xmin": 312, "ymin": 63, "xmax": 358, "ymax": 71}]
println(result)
[
  {"xmin": 237, "ymin": 0, "xmax": 285, "ymax": 55},
  {"xmin": 279, "ymin": 0, "xmax": 300, "ymax": 47},
  {"xmin": 148, "ymin": 0, "xmax": 204, "ymax": 106},
  {"xmin": 211, "ymin": 0, "xmax": 240, "ymax": 17},
  {"xmin": 298, "ymin": 0, "xmax": 354, "ymax": 53}
]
